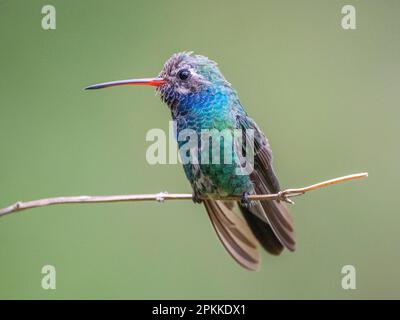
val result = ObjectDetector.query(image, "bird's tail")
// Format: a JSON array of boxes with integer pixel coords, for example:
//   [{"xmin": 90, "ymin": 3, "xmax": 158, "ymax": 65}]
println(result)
[
  {"xmin": 203, "ymin": 200, "xmax": 260, "ymax": 271},
  {"xmin": 239, "ymin": 204, "xmax": 284, "ymax": 255}
]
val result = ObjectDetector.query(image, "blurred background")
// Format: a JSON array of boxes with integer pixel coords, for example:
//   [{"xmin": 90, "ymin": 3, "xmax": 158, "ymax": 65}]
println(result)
[{"xmin": 0, "ymin": 0, "xmax": 399, "ymax": 299}]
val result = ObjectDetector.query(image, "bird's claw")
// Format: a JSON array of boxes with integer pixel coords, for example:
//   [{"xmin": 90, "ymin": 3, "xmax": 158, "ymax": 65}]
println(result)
[
  {"xmin": 240, "ymin": 192, "xmax": 251, "ymax": 206},
  {"xmin": 192, "ymin": 192, "xmax": 203, "ymax": 204}
]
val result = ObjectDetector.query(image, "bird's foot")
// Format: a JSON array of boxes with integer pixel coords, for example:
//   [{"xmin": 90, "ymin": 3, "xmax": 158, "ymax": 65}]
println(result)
[
  {"xmin": 192, "ymin": 191, "xmax": 203, "ymax": 204},
  {"xmin": 240, "ymin": 192, "xmax": 251, "ymax": 207}
]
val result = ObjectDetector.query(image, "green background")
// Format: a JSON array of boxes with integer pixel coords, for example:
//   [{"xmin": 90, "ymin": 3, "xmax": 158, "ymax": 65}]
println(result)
[{"xmin": 0, "ymin": 0, "xmax": 399, "ymax": 299}]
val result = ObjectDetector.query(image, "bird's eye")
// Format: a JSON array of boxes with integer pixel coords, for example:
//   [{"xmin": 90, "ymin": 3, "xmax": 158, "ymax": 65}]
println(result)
[{"xmin": 177, "ymin": 69, "xmax": 191, "ymax": 81}]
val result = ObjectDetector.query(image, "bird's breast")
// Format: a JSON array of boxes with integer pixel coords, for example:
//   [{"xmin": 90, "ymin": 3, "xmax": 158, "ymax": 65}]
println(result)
[
  {"xmin": 172, "ymin": 89, "xmax": 236, "ymax": 133},
  {"xmin": 171, "ymin": 90, "xmax": 253, "ymax": 196}
]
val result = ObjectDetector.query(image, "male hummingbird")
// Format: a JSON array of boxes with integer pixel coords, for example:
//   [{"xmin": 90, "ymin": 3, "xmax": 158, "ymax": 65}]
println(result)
[{"xmin": 85, "ymin": 52, "xmax": 295, "ymax": 271}]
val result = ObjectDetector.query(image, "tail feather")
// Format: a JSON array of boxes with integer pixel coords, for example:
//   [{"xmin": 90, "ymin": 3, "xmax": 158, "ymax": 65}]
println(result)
[
  {"xmin": 252, "ymin": 171, "xmax": 296, "ymax": 251},
  {"xmin": 203, "ymin": 200, "xmax": 260, "ymax": 271},
  {"xmin": 239, "ymin": 205, "xmax": 284, "ymax": 255}
]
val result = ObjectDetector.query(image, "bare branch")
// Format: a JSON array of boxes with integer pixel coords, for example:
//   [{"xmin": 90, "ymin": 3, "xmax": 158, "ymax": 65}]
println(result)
[{"xmin": 0, "ymin": 172, "xmax": 368, "ymax": 218}]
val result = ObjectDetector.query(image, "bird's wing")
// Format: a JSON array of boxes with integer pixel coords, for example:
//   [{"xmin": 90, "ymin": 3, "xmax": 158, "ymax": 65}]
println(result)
[
  {"xmin": 203, "ymin": 200, "xmax": 260, "ymax": 271},
  {"xmin": 237, "ymin": 114, "xmax": 296, "ymax": 251}
]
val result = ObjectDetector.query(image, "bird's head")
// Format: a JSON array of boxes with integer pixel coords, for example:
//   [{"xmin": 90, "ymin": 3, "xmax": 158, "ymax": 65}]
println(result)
[{"xmin": 85, "ymin": 52, "xmax": 231, "ymax": 108}]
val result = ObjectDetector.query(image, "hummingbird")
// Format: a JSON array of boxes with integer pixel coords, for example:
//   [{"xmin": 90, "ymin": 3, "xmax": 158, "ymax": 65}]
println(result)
[{"xmin": 85, "ymin": 52, "xmax": 295, "ymax": 271}]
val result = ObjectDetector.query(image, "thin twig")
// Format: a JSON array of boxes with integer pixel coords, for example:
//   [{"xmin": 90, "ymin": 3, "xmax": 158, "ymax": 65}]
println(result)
[{"xmin": 0, "ymin": 172, "xmax": 368, "ymax": 218}]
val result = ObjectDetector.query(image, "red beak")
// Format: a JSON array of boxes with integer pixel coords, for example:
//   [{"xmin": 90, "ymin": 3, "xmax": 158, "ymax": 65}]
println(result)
[{"xmin": 84, "ymin": 77, "xmax": 166, "ymax": 90}]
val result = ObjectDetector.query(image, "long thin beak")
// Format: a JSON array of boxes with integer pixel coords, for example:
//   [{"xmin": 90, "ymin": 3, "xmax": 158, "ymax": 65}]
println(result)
[{"xmin": 84, "ymin": 77, "xmax": 166, "ymax": 90}]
